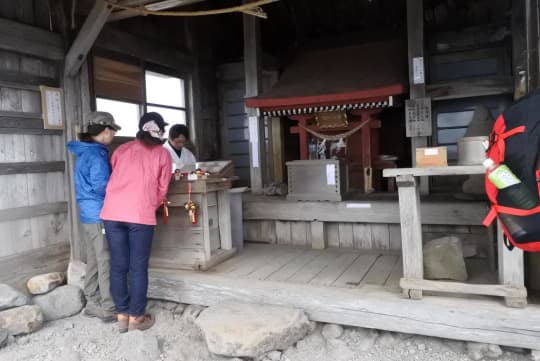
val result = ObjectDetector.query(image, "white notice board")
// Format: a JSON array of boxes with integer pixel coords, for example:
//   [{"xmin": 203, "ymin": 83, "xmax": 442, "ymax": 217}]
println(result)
[{"xmin": 40, "ymin": 86, "xmax": 64, "ymax": 130}]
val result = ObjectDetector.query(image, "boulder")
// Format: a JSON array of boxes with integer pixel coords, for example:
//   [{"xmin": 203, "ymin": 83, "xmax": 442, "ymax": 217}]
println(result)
[
  {"xmin": 467, "ymin": 342, "xmax": 503, "ymax": 360},
  {"xmin": 27, "ymin": 272, "xmax": 65, "ymax": 295},
  {"xmin": 67, "ymin": 261, "xmax": 86, "ymax": 290},
  {"xmin": 195, "ymin": 302, "xmax": 311, "ymax": 358},
  {"xmin": 424, "ymin": 236, "xmax": 468, "ymax": 281},
  {"xmin": 322, "ymin": 323, "xmax": 343, "ymax": 340},
  {"xmin": 32, "ymin": 285, "xmax": 85, "ymax": 321},
  {"xmin": 0, "ymin": 305, "xmax": 43, "ymax": 335},
  {"xmin": 0, "ymin": 283, "xmax": 28, "ymax": 311}
]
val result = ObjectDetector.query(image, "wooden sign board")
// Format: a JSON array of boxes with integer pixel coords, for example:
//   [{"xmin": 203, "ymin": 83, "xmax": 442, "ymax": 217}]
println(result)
[
  {"xmin": 40, "ymin": 86, "xmax": 64, "ymax": 130},
  {"xmin": 405, "ymin": 97, "xmax": 432, "ymax": 137}
]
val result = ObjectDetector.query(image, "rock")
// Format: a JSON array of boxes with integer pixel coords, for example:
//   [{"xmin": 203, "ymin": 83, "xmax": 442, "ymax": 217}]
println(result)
[
  {"xmin": 0, "ymin": 283, "xmax": 28, "ymax": 310},
  {"xmin": 116, "ymin": 331, "xmax": 160, "ymax": 361},
  {"xmin": 467, "ymin": 342, "xmax": 502, "ymax": 360},
  {"xmin": 424, "ymin": 236, "xmax": 468, "ymax": 281},
  {"xmin": 377, "ymin": 332, "xmax": 398, "ymax": 348},
  {"xmin": 531, "ymin": 349, "xmax": 540, "ymax": 361},
  {"xmin": 444, "ymin": 339, "xmax": 465, "ymax": 354},
  {"xmin": 266, "ymin": 350, "xmax": 282, "ymax": 361},
  {"xmin": 0, "ymin": 328, "xmax": 7, "ymax": 349},
  {"xmin": 27, "ymin": 272, "xmax": 66, "ymax": 295},
  {"xmin": 32, "ymin": 285, "xmax": 85, "ymax": 321},
  {"xmin": 67, "ymin": 261, "xmax": 86, "ymax": 290},
  {"xmin": 181, "ymin": 304, "xmax": 205, "ymax": 323},
  {"xmin": 195, "ymin": 302, "xmax": 311, "ymax": 358},
  {"xmin": 0, "ymin": 305, "xmax": 43, "ymax": 335},
  {"xmin": 322, "ymin": 323, "xmax": 343, "ymax": 340}
]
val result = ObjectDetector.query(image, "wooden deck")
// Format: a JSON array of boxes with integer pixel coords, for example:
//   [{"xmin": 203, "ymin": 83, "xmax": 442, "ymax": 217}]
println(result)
[{"xmin": 148, "ymin": 243, "xmax": 540, "ymax": 350}]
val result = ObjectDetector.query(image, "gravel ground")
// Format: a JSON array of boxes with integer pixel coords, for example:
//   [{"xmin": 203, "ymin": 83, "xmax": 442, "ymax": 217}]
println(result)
[{"xmin": 0, "ymin": 300, "xmax": 533, "ymax": 361}]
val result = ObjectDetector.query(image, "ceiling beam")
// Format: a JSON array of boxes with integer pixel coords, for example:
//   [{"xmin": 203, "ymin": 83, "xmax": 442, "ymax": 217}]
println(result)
[
  {"xmin": 64, "ymin": 0, "xmax": 114, "ymax": 77},
  {"xmin": 108, "ymin": 0, "xmax": 208, "ymax": 22}
]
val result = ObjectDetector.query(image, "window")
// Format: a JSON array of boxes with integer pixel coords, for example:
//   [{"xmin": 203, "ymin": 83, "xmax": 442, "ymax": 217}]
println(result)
[
  {"xmin": 93, "ymin": 57, "xmax": 188, "ymax": 137},
  {"xmin": 144, "ymin": 70, "xmax": 187, "ymax": 137}
]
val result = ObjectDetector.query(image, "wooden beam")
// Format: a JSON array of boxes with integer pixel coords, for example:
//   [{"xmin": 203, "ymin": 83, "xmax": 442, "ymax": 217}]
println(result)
[
  {"xmin": 497, "ymin": 220, "xmax": 527, "ymax": 307},
  {"xmin": 95, "ymin": 26, "xmax": 194, "ymax": 70},
  {"xmin": 407, "ymin": 0, "xmax": 429, "ymax": 194},
  {"xmin": 0, "ymin": 111, "xmax": 62, "ymax": 135},
  {"xmin": 108, "ymin": 0, "xmax": 208, "ymax": 22},
  {"xmin": 0, "ymin": 18, "xmax": 63, "ymax": 60},
  {"xmin": 0, "ymin": 161, "xmax": 65, "ymax": 175},
  {"xmin": 427, "ymin": 77, "xmax": 514, "ymax": 101},
  {"xmin": 0, "ymin": 202, "xmax": 68, "ymax": 222},
  {"xmin": 243, "ymin": 198, "xmax": 487, "ymax": 225},
  {"xmin": 383, "ymin": 165, "xmax": 484, "ymax": 178},
  {"xmin": 64, "ymin": 0, "xmax": 114, "ymax": 77},
  {"xmin": 244, "ymin": 11, "xmax": 264, "ymax": 193},
  {"xmin": 148, "ymin": 270, "xmax": 540, "ymax": 350},
  {"xmin": 400, "ymin": 278, "xmax": 527, "ymax": 299},
  {"xmin": 512, "ymin": 0, "xmax": 527, "ymax": 99},
  {"xmin": 0, "ymin": 242, "xmax": 70, "ymax": 293}
]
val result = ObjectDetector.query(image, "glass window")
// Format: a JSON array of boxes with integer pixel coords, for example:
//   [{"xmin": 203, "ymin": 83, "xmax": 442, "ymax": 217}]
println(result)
[
  {"xmin": 96, "ymin": 98, "xmax": 140, "ymax": 137},
  {"xmin": 145, "ymin": 70, "xmax": 185, "ymax": 107}
]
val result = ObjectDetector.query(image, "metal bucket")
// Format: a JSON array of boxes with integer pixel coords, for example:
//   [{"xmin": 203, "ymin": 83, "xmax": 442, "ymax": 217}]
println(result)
[{"xmin": 457, "ymin": 136, "xmax": 488, "ymax": 165}]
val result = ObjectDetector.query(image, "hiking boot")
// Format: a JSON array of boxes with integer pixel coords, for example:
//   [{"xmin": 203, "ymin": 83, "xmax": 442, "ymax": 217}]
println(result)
[
  {"xmin": 83, "ymin": 304, "xmax": 116, "ymax": 323},
  {"xmin": 128, "ymin": 313, "xmax": 155, "ymax": 332}
]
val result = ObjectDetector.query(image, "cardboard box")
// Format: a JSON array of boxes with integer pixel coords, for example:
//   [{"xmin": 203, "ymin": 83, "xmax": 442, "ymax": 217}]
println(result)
[{"xmin": 416, "ymin": 147, "xmax": 448, "ymax": 167}]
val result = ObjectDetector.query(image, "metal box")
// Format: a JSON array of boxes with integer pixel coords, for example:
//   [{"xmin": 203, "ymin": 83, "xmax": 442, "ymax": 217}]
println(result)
[{"xmin": 286, "ymin": 160, "xmax": 346, "ymax": 201}]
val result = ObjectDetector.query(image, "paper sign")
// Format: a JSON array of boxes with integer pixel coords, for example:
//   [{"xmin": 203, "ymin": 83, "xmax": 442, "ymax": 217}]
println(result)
[
  {"xmin": 40, "ymin": 86, "xmax": 64, "ymax": 129},
  {"xmin": 346, "ymin": 203, "xmax": 372, "ymax": 209},
  {"xmin": 326, "ymin": 164, "xmax": 336, "ymax": 185},
  {"xmin": 424, "ymin": 148, "xmax": 439, "ymax": 156},
  {"xmin": 412, "ymin": 57, "xmax": 425, "ymax": 84}
]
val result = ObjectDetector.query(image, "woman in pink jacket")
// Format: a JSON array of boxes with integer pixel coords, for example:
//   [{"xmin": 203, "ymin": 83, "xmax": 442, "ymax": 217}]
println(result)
[{"xmin": 100, "ymin": 112, "xmax": 172, "ymax": 332}]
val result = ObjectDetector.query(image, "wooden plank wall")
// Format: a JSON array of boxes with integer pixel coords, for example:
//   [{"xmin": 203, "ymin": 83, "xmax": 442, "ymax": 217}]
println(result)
[
  {"xmin": 243, "ymin": 220, "xmax": 487, "ymax": 252},
  {"xmin": 0, "ymin": 10, "xmax": 69, "ymax": 288}
]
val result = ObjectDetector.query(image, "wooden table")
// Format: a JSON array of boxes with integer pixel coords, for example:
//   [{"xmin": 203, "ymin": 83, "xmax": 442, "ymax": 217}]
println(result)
[{"xmin": 383, "ymin": 166, "xmax": 527, "ymax": 308}]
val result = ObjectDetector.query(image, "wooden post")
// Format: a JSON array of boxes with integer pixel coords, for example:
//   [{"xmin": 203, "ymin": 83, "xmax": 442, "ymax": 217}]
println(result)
[
  {"xmin": 270, "ymin": 116, "xmax": 284, "ymax": 183},
  {"xmin": 243, "ymin": 12, "xmax": 264, "ymax": 193},
  {"xmin": 512, "ymin": 0, "xmax": 528, "ymax": 99},
  {"xmin": 310, "ymin": 221, "xmax": 326, "ymax": 250},
  {"xmin": 217, "ymin": 189, "xmax": 232, "ymax": 250},
  {"xmin": 64, "ymin": 0, "xmax": 113, "ymax": 77},
  {"xmin": 497, "ymin": 221, "xmax": 527, "ymax": 308},
  {"xmin": 396, "ymin": 174, "xmax": 423, "ymax": 299},
  {"xmin": 406, "ymin": 0, "xmax": 429, "ymax": 194}
]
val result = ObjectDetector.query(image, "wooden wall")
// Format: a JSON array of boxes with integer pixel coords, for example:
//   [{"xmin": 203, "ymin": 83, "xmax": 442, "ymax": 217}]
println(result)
[{"xmin": 0, "ymin": 15, "xmax": 69, "ymax": 289}]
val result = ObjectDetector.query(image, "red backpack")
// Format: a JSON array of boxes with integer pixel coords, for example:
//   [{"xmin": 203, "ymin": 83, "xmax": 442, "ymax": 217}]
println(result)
[{"xmin": 483, "ymin": 89, "xmax": 540, "ymax": 251}]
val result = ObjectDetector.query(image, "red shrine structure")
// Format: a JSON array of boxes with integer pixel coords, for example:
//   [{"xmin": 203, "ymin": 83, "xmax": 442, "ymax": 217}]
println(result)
[{"xmin": 245, "ymin": 40, "xmax": 407, "ymax": 192}]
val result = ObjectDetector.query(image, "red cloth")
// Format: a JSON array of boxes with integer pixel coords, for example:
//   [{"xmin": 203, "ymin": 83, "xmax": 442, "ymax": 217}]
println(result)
[{"xmin": 100, "ymin": 140, "xmax": 172, "ymax": 226}]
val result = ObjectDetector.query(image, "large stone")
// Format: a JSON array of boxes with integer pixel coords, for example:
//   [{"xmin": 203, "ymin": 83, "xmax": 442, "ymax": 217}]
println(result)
[
  {"xmin": 32, "ymin": 285, "xmax": 85, "ymax": 321},
  {"xmin": 0, "ymin": 305, "xmax": 43, "ymax": 335},
  {"xmin": 424, "ymin": 236, "xmax": 468, "ymax": 281},
  {"xmin": 467, "ymin": 342, "xmax": 502, "ymax": 360},
  {"xmin": 27, "ymin": 272, "xmax": 66, "ymax": 295},
  {"xmin": 195, "ymin": 302, "xmax": 311, "ymax": 358},
  {"xmin": 0, "ymin": 283, "xmax": 28, "ymax": 310},
  {"xmin": 116, "ymin": 331, "xmax": 160, "ymax": 361},
  {"xmin": 322, "ymin": 323, "xmax": 343, "ymax": 340},
  {"xmin": 67, "ymin": 261, "xmax": 86, "ymax": 290},
  {"xmin": 0, "ymin": 328, "xmax": 7, "ymax": 349}
]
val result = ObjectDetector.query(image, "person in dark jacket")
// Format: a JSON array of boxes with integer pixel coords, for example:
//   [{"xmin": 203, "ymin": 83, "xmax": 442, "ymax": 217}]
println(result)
[{"xmin": 67, "ymin": 111, "xmax": 120, "ymax": 322}]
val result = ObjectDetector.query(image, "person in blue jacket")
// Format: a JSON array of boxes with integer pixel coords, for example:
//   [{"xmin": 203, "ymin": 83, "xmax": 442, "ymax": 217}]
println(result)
[{"xmin": 67, "ymin": 111, "xmax": 120, "ymax": 322}]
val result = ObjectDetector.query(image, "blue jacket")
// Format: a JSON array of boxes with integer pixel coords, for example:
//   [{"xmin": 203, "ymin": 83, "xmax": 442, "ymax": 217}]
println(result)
[{"xmin": 67, "ymin": 141, "xmax": 111, "ymax": 224}]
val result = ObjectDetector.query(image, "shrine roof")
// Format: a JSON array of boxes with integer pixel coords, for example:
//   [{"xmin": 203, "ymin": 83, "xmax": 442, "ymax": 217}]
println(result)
[{"xmin": 245, "ymin": 40, "xmax": 408, "ymax": 112}]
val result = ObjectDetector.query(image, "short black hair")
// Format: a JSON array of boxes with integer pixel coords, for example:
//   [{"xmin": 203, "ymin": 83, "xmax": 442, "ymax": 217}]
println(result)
[
  {"xmin": 169, "ymin": 124, "xmax": 189, "ymax": 140},
  {"xmin": 78, "ymin": 124, "xmax": 109, "ymax": 143}
]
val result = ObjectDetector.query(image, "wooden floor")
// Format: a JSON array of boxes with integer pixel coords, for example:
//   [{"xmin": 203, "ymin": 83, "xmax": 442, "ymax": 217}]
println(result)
[{"xmin": 148, "ymin": 243, "xmax": 540, "ymax": 350}]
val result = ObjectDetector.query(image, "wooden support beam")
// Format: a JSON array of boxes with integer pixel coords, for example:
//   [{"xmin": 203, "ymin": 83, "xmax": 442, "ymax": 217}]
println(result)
[
  {"xmin": 64, "ymin": 0, "xmax": 114, "ymax": 77},
  {"xmin": 0, "ymin": 161, "xmax": 65, "ymax": 175},
  {"xmin": 427, "ymin": 77, "xmax": 514, "ymax": 101},
  {"xmin": 0, "ymin": 202, "xmax": 68, "ymax": 222},
  {"xmin": 108, "ymin": 0, "xmax": 207, "ymax": 22},
  {"xmin": 400, "ymin": 278, "xmax": 527, "ymax": 299},
  {"xmin": 512, "ymin": 0, "xmax": 528, "ymax": 99},
  {"xmin": 310, "ymin": 221, "xmax": 326, "ymax": 250},
  {"xmin": 244, "ymin": 11, "xmax": 264, "ymax": 193},
  {"xmin": 406, "ymin": 0, "xmax": 429, "ymax": 194},
  {"xmin": 0, "ymin": 18, "xmax": 63, "ymax": 60},
  {"xmin": 497, "ymin": 220, "xmax": 527, "ymax": 308}
]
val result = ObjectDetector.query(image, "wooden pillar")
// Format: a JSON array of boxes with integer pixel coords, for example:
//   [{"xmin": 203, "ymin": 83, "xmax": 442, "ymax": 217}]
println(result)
[
  {"xmin": 396, "ymin": 174, "xmax": 423, "ymax": 299},
  {"xmin": 497, "ymin": 221, "xmax": 527, "ymax": 308},
  {"xmin": 513, "ymin": 0, "xmax": 528, "ymax": 99},
  {"xmin": 406, "ymin": 0, "xmax": 429, "ymax": 194},
  {"xmin": 270, "ymin": 117, "xmax": 284, "ymax": 183},
  {"xmin": 525, "ymin": 0, "xmax": 539, "ymax": 91},
  {"xmin": 243, "ymin": 13, "xmax": 264, "ymax": 193}
]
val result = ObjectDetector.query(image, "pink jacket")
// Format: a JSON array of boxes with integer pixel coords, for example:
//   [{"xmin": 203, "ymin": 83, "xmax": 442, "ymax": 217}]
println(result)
[{"xmin": 100, "ymin": 140, "xmax": 172, "ymax": 225}]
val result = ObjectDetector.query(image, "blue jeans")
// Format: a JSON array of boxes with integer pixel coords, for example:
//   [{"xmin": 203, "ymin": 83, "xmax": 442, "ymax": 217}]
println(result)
[{"xmin": 103, "ymin": 221, "xmax": 154, "ymax": 317}]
